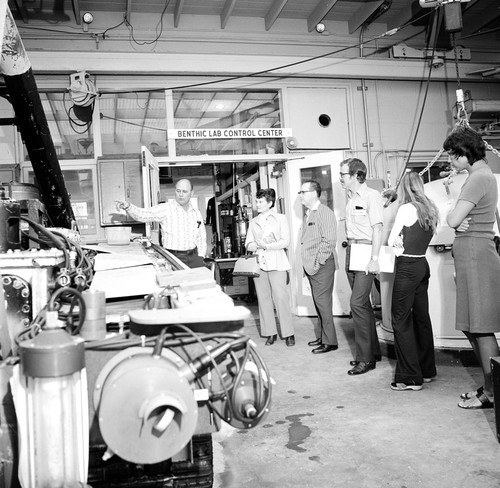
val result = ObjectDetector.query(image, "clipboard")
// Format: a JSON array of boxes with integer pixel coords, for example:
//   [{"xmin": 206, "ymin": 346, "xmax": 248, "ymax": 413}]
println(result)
[{"xmin": 349, "ymin": 243, "xmax": 395, "ymax": 273}]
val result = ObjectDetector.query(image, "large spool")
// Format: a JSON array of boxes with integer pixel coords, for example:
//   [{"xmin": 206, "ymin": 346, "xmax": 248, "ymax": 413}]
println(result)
[{"xmin": 93, "ymin": 347, "xmax": 198, "ymax": 464}]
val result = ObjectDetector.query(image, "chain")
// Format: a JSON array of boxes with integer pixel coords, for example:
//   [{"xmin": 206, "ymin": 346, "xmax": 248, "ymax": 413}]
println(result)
[
  {"xmin": 484, "ymin": 139, "xmax": 500, "ymax": 159},
  {"xmin": 418, "ymin": 148, "xmax": 445, "ymax": 177},
  {"xmin": 418, "ymin": 107, "xmax": 473, "ymax": 178},
  {"xmin": 413, "ymin": 35, "xmax": 500, "ymax": 178}
]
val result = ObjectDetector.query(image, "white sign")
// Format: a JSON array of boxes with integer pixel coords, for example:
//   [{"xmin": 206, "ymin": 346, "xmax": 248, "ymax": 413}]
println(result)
[{"xmin": 167, "ymin": 128, "xmax": 292, "ymax": 139}]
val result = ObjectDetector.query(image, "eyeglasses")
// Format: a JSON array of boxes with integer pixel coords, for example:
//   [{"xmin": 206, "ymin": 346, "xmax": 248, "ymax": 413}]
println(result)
[
  {"xmin": 339, "ymin": 172, "xmax": 351, "ymax": 177},
  {"xmin": 298, "ymin": 190, "xmax": 315, "ymax": 195}
]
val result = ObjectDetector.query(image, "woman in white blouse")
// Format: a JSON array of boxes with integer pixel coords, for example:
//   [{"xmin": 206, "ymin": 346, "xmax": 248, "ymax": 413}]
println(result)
[
  {"xmin": 387, "ymin": 171, "xmax": 439, "ymax": 391},
  {"xmin": 245, "ymin": 189, "xmax": 295, "ymax": 346}
]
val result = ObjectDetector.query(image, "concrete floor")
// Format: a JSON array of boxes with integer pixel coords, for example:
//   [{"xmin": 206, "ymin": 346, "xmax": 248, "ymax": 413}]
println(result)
[{"xmin": 213, "ymin": 301, "xmax": 500, "ymax": 488}]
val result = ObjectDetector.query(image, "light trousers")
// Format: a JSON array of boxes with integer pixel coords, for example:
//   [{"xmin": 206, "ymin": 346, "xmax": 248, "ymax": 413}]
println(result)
[{"xmin": 253, "ymin": 269, "xmax": 294, "ymax": 338}]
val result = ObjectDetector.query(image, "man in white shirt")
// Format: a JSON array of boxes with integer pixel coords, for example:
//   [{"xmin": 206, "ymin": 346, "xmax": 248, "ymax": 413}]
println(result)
[
  {"xmin": 116, "ymin": 178, "xmax": 207, "ymax": 268},
  {"xmin": 340, "ymin": 158, "xmax": 384, "ymax": 375}
]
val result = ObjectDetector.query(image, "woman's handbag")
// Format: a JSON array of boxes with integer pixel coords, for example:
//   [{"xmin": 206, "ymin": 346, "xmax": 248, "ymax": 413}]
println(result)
[{"xmin": 232, "ymin": 254, "xmax": 260, "ymax": 277}]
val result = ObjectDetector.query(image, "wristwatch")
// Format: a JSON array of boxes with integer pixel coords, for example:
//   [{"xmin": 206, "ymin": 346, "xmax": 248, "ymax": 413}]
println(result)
[{"xmin": 371, "ymin": 255, "xmax": 378, "ymax": 262}]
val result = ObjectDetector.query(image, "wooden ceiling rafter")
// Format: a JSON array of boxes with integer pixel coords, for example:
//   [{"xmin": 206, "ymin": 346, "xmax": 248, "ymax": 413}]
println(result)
[
  {"xmin": 307, "ymin": 0, "xmax": 340, "ymax": 33},
  {"xmin": 265, "ymin": 0, "xmax": 289, "ymax": 31},
  {"xmin": 221, "ymin": 0, "xmax": 237, "ymax": 29},
  {"xmin": 348, "ymin": 0, "xmax": 386, "ymax": 34},
  {"xmin": 125, "ymin": 0, "xmax": 132, "ymax": 22},
  {"xmin": 71, "ymin": 0, "xmax": 81, "ymax": 25},
  {"xmin": 460, "ymin": 0, "xmax": 500, "ymax": 37},
  {"xmin": 174, "ymin": 0, "xmax": 184, "ymax": 28},
  {"xmin": 8, "ymin": 0, "xmax": 28, "ymax": 23}
]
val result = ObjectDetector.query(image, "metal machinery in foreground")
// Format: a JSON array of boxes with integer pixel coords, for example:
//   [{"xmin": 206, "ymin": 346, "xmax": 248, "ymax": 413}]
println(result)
[
  {"xmin": 0, "ymin": 2, "xmax": 271, "ymax": 484},
  {"xmin": 0, "ymin": 215, "xmax": 272, "ymax": 488}
]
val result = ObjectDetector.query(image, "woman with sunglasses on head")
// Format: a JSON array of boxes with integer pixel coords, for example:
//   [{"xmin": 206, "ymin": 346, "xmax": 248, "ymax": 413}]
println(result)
[
  {"xmin": 388, "ymin": 171, "xmax": 439, "ymax": 391},
  {"xmin": 444, "ymin": 126, "xmax": 500, "ymax": 409},
  {"xmin": 245, "ymin": 188, "xmax": 295, "ymax": 346}
]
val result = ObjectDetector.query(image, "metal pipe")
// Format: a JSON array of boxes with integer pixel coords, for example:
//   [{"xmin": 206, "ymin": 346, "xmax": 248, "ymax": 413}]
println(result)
[
  {"xmin": 359, "ymin": 25, "xmax": 373, "ymax": 175},
  {"xmin": 0, "ymin": 5, "xmax": 75, "ymax": 229},
  {"xmin": 360, "ymin": 78, "xmax": 373, "ymax": 175}
]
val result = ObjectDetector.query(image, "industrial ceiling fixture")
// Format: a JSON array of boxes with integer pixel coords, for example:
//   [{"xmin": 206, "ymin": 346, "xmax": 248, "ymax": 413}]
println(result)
[
  {"xmin": 315, "ymin": 22, "xmax": 326, "ymax": 33},
  {"xmin": 82, "ymin": 12, "xmax": 94, "ymax": 32}
]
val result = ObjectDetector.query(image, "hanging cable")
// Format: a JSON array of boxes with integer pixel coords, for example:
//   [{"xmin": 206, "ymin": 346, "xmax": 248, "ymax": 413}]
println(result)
[
  {"xmin": 383, "ymin": 9, "xmax": 441, "ymax": 207},
  {"xmin": 95, "ymin": 9, "xmax": 436, "ymax": 95}
]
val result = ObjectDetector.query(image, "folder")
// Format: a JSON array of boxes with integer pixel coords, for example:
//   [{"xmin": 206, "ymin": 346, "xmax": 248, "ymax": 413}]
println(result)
[{"xmin": 349, "ymin": 243, "xmax": 395, "ymax": 273}]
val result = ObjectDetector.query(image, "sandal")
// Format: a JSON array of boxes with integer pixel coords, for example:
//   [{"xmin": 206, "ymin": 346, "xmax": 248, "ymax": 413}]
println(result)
[
  {"xmin": 457, "ymin": 387, "xmax": 494, "ymax": 410},
  {"xmin": 460, "ymin": 386, "xmax": 483, "ymax": 400}
]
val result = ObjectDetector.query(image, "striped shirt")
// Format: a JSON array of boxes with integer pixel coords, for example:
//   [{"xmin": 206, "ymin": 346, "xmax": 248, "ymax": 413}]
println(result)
[{"xmin": 126, "ymin": 200, "xmax": 207, "ymax": 256}]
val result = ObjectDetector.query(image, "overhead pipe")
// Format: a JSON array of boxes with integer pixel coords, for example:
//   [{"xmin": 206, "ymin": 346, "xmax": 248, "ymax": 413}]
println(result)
[
  {"xmin": 0, "ymin": 1, "xmax": 75, "ymax": 229},
  {"xmin": 359, "ymin": 25, "xmax": 373, "ymax": 175}
]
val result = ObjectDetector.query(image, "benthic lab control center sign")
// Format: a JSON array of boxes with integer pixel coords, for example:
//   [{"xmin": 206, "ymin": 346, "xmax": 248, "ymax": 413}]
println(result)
[{"xmin": 167, "ymin": 128, "xmax": 293, "ymax": 139}]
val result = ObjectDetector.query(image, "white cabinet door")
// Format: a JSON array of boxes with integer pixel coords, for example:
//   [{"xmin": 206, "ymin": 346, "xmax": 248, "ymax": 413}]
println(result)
[
  {"xmin": 98, "ymin": 159, "xmax": 143, "ymax": 226},
  {"xmin": 285, "ymin": 151, "xmax": 350, "ymax": 316}
]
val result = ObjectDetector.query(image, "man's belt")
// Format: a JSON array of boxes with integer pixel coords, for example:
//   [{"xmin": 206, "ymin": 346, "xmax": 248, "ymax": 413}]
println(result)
[
  {"xmin": 347, "ymin": 239, "xmax": 372, "ymax": 245},
  {"xmin": 166, "ymin": 247, "xmax": 198, "ymax": 256}
]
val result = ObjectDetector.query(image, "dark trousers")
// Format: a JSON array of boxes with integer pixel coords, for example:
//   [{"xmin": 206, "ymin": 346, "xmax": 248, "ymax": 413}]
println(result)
[
  {"xmin": 345, "ymin": 246, "xmax": 381, "ymax": 362},
  {"xmin": 391, "ymin": 257, "xmax": 436, "ymax": 384},
  {"xmin": 305, "ymin": 254, "xmax": 338, "ymax": 346},
  {"xmin": 167, "ymin": 249, "xmax": 205, "ymax": 268}
]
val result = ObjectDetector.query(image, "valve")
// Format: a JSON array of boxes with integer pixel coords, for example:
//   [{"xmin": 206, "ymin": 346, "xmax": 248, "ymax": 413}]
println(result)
[{"xmin": 56, "ymin": 268, "xmax": 71, "ymax": 287}]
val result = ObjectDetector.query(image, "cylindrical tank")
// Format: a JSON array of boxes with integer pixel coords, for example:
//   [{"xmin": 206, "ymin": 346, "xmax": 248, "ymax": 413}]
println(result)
[{"xmin": 16, "ymin": 312, "xmax": 88, "ymax": 487}]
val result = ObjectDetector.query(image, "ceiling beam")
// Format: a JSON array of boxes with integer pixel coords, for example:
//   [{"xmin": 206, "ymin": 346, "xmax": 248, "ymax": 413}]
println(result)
[
  {"xmin": 125, "ymin": 0, "xmax": 132, "ymax": 22},
  {"xmin": 387, "ymin": 1, "xmax": 419, "ymax": 30},
  {"xmin": 174, "ymin": 0, "xmax": 184, "ymax": 28},
  {"xmin": 307, "ymin": 0, "xmax": 340, "ymax": 32},
  {"xmin": 265, "ymin": 0, "xmax": 289, "ymax": 31},
  {"xmin": 348, "ymin": 0, "xmax": 385, "ymax": 34},
  {"xmin": 71, "ymin": 0, "xmax": 81, "ymax": 25},
  {"xmin": 461, "ymin": 0, "xmax": 500, "ymax": 37},
  {"xmin": 221, "ymin": 0, "xmax": 237, "ymax": 29},
  {"xmin": 8, "ymin": 0, "xmax": 28, "ymax": 24}
]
